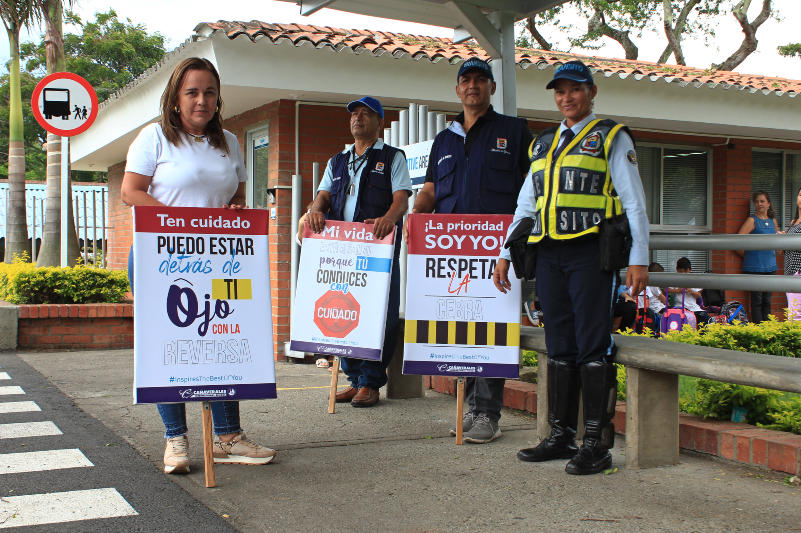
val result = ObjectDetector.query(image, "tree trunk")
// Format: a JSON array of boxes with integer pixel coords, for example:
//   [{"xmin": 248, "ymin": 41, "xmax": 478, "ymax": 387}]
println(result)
[
  {"xmin": 526, "ymin": 17, "xmax": 552, "ymax": 51},
  {"xmin": 662, "ymin": 0, "xmax": 686, "ymax": 65},
  {"xmin": 712, "ymin": 0, "xmax": 772, "ymax": 72},
  {"xmin": 4, "ymin": 26, "xmax": 29, "ymax": 263},
  {"xmin": 588, "ymin": 9, "xmax": 638, "ymax": 60},
  {"xmin": 657, "ymin": 0, "xmax": 701, "ymax": 64},
  {"xmin": 37, "ymin": 0, "xmax": 80, "ymax": 267},
  {"xmin": 36, "ymin": 134, "xmax": 80, "ymax": 266}
]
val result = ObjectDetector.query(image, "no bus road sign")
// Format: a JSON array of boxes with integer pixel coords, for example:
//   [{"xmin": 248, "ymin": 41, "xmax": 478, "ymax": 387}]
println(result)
[{"xmin": 31, "ymin": 72, "xmax": 98, "ymax": 136}]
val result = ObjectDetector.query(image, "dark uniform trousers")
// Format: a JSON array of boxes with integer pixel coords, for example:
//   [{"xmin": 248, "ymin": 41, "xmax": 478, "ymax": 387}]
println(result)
[{"xmin": 536, "ymin": 238, "xmax": 617, "ymax": 364}]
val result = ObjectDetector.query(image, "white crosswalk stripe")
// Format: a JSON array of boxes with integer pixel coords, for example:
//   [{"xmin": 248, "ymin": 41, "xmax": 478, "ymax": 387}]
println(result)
[
  {"xmin": 0, "ymin": 402, "xmax": 40, "ymax": 415},
  {"xmin": 0, "ymin": 364, "xmax": 140, "ymax": 530},
  {"xmin": 0, "ymin": 448, "xmax": 93, "ymax": 474},
  {"xmin": 0, "ymin": 421, "xmax": 62, "ymax": 439},
  {"xmin": 0, "ymin": 488, "xmax": 138, "ymax": 528}
]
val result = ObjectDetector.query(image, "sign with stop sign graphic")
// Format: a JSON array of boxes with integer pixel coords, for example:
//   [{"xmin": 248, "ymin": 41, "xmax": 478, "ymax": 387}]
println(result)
[
  {"xmin": 313, "ymin": 290, "xmax": 360, "ymax": 338},
  {"xmin": 290, "ymin": 220, "xmax": 395, "ymax": 361}
]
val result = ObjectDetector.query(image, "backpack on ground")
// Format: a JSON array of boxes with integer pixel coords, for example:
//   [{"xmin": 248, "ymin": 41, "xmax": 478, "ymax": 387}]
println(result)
[{"xmin": 715, "ymin": 300, "xmax": 748, "ymax": 325}]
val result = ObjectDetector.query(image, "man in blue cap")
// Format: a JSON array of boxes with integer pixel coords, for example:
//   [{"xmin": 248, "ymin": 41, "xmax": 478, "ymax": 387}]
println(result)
[
  {"xmin": 405, "ymin": 58, "xmax": 534, "ymax": 443},
  {"xmin": 308, "ymin": 97, "xmax": 412, "ymax": 407},
  {"xmin": 493, "ymin": 60, "xmax": 649, "ymax": 474}
]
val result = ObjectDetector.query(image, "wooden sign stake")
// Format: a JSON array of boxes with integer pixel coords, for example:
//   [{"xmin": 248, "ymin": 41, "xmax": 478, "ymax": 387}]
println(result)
[
  {"xmin": 455, "ymin": 377, "xmax": 465, "ymax": 445},
  {"xmin": 202, "ymin": 401, "xmax": 216, "ymax": 488},
  {"xmin": 328, "ymin": 356, "xmax": 340, "ymax": 414}
]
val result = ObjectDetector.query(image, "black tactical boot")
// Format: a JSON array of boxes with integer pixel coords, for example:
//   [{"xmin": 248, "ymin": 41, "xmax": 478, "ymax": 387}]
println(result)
[
  {"xmin": 518, "ymin": 358, "xmax": 580, "ymax": 462},
  {"xmin": 565, "ymin": 361, "xmax": 618, "ymax": 475}
]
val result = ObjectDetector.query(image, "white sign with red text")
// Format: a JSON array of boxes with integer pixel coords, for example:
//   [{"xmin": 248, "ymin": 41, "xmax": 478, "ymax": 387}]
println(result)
[
  {"xmin": 290, "ymin": 221, "xmax": 395, "ymax": 361},
  {"xmin": 403, "ymin": 214, "xmax": 521, "ymax": 378},
  {"xmin": 132, "ymin": 206, "xmax": 275, "ymax": 404}
]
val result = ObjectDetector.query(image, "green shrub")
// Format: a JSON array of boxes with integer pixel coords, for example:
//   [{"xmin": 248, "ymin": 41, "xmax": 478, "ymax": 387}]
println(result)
[
  {"xmin": 682, "ymin": 379, "xmax": 782, "ymax": 427},
  {"xmin": 522, "ymin": 350, "xmax": 537, "ymax": 367},
  {"xmin": 760, "ymin": 397, "xmax": 801, "ymax": 434},
  {"xmin": 0, "ymin": 257, "xmax": 129, "ymax": 304}
]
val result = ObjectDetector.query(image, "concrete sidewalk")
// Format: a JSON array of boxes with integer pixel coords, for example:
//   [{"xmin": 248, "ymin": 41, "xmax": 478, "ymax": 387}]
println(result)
[{"xmin": 16, "ymin": 349, "xmax": 801, "ymax": 533}]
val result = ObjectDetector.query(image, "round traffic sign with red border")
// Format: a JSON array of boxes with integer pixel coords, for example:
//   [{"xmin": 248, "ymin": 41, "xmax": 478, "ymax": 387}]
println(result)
[
  {"xmin": 31, "ymin": 72, "xmax": 98, "ymax": 136},
  {"xmin": 313, "ymin": 290, "xmax": 360, "ymax": 338}
]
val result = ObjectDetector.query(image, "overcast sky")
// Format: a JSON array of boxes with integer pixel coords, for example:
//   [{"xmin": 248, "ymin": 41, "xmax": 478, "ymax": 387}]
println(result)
[{"xmin": 2, "ymin": 0, "xmax": 799, "ymax": 80}]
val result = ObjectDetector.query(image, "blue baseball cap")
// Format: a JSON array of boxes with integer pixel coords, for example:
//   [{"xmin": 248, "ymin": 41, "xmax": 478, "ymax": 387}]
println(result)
[
  {"xmin": 546, "ymin": 60, "xmax": 594, "ymax": 89},
  {"xmin": 457, "ymin": 58, "xmax": 494, "ymax": 81},
  {"xmin": 347, "ymin": 96, "xmax": 384, "ymax": 119}
]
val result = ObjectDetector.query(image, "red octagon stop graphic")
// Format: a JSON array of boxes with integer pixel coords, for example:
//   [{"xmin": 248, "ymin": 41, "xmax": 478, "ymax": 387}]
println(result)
[{"xmin": 313, "ymin": 290, "xmax": 360, "ymax": 338}]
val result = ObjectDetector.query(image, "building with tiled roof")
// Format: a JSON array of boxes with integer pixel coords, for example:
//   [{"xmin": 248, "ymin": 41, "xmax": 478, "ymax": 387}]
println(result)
[{"xmin": 71, "ymin": 22, "xmax": 801, "ymax": 355}]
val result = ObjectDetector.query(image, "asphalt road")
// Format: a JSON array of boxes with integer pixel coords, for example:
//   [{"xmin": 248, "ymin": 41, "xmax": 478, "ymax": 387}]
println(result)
[
  {"xmin": 10, "ymin": 348, "xmax": 801, "ymax": 533},
  {"xmin": 0, "ymin": 351, "xmax": 236, "ymax": 532}
]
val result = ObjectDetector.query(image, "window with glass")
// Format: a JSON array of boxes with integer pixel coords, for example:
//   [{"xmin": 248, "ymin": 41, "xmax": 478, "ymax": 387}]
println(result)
[
  {"xmin": 634, "ymin": 145, "xmax": 711, "ymax": 272},
  {"xmin": 248, "ymin": 127, "xmax": 270, "ymax": 209},
  {"xmin": 750, "ymin": 150, "xmax": 801, "ymax": 230}
]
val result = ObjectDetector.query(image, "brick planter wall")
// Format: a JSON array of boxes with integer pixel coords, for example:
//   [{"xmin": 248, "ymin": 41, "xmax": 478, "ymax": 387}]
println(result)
[
  {"xmin": 17, "ymin": 303, "xmax": 133, "ymax": 350},
  {"xmin": 426, "ymin": 375, "xmax": 801, "ymax": 476}
]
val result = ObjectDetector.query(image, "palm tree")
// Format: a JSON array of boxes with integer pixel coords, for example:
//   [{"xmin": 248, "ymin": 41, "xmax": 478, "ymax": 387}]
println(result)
[
  {"xmin": 0, "ymin": 0, "xmax": 37, "ymax": 263},
  {"xmin": 36, "ymin": 0, "xmax": 79, "ymax": 267}
]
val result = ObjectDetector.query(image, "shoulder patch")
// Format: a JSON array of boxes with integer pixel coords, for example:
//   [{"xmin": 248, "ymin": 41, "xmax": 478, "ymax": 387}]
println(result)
[
  {"xmin": 579, "ymin": 130, "xmax": 604, "ymax": 156},
  {"xmin": 531, "ymin": 141, "xmax": 546, "ymax": 159},
  {"xmin": 626, "ymin": 150, "xmax": 637, "ymax": 165}
]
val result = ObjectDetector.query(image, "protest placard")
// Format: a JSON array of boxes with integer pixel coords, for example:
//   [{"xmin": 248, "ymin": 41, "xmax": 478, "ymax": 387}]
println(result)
[
  {"xmin": 132, "ymin": 206, "xmax": 275, "ymax": 404},
  {"xmin": 290, "ymin": 220, "xmax": 395, "ymax": 362},
  {"xmin": 403, "ymin": 214, "xmax": 521, "ymax": 379}
]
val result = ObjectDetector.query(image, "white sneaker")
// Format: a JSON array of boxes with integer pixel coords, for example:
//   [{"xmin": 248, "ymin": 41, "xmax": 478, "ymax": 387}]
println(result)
[
  {"xmin": 164, "ymin": 435, "xmax": 190, "ymax": 474},
  {"xmin": 213, "ymin": 432, "xmax": 276, "ymax": 465}
]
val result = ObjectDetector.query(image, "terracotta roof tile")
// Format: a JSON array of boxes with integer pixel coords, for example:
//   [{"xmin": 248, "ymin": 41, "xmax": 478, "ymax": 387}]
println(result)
[{"xmin": 195, "ymin": 20, "xmax": 799, "ymax": 97}]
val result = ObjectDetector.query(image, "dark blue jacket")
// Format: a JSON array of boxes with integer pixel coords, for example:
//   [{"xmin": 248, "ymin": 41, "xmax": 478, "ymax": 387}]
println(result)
[
  {"xmin": 329, "ymin": 144, "xmax": 404, "ymax": 257},
  {"xmin": 429, "ymin": 113, "xmax": 529, "ymax": 215}
]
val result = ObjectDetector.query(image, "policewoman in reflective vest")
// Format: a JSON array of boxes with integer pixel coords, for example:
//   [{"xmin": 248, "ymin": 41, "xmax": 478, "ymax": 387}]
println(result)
[
  {"xmin": 494, "ymin": 61, "xmax": 649, "ymax": 475},
  {"xmin": 308, "ymin": 97, "xmax": 412, "ymax": 408},
  {"xmin": 408, "ymin": 58, "xmax": 534, "ymax": 443}
]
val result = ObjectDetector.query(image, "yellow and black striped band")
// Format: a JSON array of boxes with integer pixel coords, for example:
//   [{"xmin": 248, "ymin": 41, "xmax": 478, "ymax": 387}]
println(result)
[{"xmin": 404, "ymin": 320, "xmax": 520, "ymax": 347}]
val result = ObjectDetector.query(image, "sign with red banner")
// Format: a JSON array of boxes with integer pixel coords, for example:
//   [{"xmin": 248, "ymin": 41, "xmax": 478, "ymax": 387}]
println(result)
[
  {"xmin": 132, "ymin": 206, "xmax": 275, "ymax": 404},
  {"xmin": 290, "ymin": 221, "xmax": 395, "ymax": 361},
  {"xmin": 402, "ymin": 214, "xmax": 521, "ymax": 379}
]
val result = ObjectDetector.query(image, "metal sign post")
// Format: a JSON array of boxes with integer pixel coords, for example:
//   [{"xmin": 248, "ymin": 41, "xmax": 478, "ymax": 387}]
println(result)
[{"xmin": 60, "ymin": 136, "xmax": 69, "ymax": 267}]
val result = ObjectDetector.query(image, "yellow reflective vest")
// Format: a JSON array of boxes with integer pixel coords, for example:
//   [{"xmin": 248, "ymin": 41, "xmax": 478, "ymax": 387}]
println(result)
[{"xmin": 527, "ymin": 118, "xmax": 631, "ymax": 243}]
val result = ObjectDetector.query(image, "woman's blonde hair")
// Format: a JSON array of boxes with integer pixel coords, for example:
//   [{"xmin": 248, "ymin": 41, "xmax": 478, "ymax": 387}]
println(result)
[{"xmin": 159, "ymin": 57, "xmax": 229, "ymax": 154}]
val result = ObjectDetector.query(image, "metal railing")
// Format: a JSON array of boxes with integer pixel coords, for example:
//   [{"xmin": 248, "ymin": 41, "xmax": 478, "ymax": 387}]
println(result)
[
  {"xmin": 648, "ymin": 233, "xmax": 801, "ymax": 293},
  {"xmin": 1, "ymin": 185, "xmax": 108, "ymax": 267}
]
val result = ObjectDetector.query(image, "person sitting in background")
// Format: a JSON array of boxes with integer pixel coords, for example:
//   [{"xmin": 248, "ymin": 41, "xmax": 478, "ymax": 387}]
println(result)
[
  {"xmin": 614, "ymin": 285, "xmax": 637, "ymax": 331},
  {"xmin": 647, "ymin": 262, "xmax": 667, "ymax": 324},
  {"xmin": 675, "ymin": 257, "xmax": 711, "ymax": 326}
]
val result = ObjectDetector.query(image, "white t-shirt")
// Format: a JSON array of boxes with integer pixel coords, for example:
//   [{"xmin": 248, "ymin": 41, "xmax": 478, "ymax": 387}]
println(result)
[
  {"xmin": 669, "ymin": 288, "xmax": 702, "ymax": 312},
  {"xmin": 125, "ymin": 123, "xmax": 247, "ymax": 208},
  {"xmin": 646, "ymin": 287, "xmax": 665, "ymax": 314}
]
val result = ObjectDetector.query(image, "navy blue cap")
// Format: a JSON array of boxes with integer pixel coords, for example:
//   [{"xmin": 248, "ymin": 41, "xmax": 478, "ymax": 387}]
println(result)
[
  {"xmin": 457, "ymin": 58, "xmax": 494, "ymax": 81},
  {"xmin": 347, "ymin": 96, "xmax": 384, "ymax": 119},
  {"xmin": 546, "ymin": 60, "xmax": 594, "ymax": 89}
]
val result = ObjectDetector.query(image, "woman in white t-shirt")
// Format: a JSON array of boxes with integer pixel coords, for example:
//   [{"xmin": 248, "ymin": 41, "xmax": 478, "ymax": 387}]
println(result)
[{"xmin": 121, "ymin": 57, "xmax": 274, "ymax": 474}]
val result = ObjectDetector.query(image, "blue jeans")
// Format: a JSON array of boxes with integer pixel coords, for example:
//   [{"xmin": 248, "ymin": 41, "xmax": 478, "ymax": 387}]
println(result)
[
  {"xmin": 340, "ymin": 259, "xmax": 401, "ymax": 390},
  {"xmin": 158, "ymin": 402, "xmax": 242, "ymax": 438},
  {"xmin": 129, "ymin": 246, "xmax": 243, "ymax": 438}
]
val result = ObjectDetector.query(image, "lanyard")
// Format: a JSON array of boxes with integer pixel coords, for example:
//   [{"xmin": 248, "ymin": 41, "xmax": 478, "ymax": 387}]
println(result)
[{"xmin": 348, "ymin": 141, "xmax": 376, "ymax": 178}]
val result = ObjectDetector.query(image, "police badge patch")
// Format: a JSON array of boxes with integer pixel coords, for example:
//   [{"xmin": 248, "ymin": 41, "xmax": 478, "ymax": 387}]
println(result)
[
  {"xmin": 531, "ymin": 141, "xmax": 546, "ymax": 158},
  {"xmin": 626, "ymin": 150, "xmax": 637, "ymax": 165},
  {"xmin": 497, "ymin": 138, "xmax": 508, "ymax": 149},
  {"xmin": 579, "ymin": 131, "xmax": 604, "ymax": 156}
]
